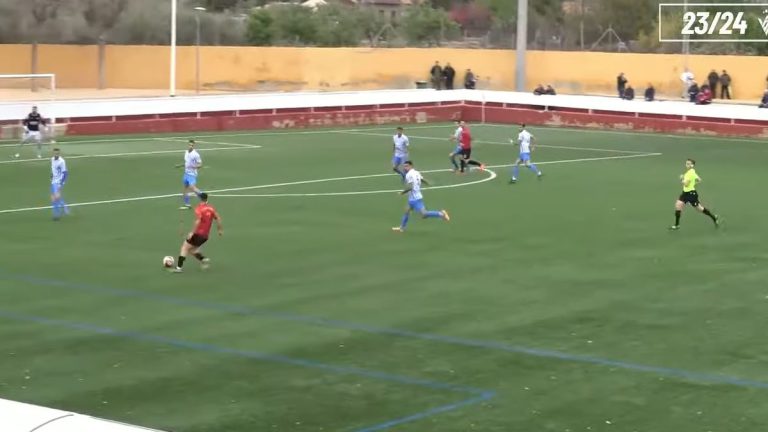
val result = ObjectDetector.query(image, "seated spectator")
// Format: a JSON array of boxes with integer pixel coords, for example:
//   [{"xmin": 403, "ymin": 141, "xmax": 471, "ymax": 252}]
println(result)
[
  {"xmin": 544, "ymin": 84, "xmax": 556, "ymax": 95},
  {"xmin": 644, "ymin": 83, "xmax": 655, "ymax": 101},
  {"xmin": 533, "ymin": 84, "xmax": 545, "ymax": 95},
  {"xmin": 464, "ymin": 69, "xmax": 477, "ymax": 90},
  {"xmin": 622, "ymin": 85, "xmax": 635, "ymax": 100},
  {"xmin": 759, "ymin": 90, "xmax": 768, "ymax": 108},
  {"xmin": 688, "ymin": 82, "xmax": 700, "ymax": 103},
  {"xmin": 696, "ymin": 85, "xmax": 712, "ymax": 105}
]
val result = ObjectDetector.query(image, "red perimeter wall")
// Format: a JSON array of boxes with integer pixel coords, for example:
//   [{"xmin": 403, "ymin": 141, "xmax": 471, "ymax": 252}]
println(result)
[{"xmin": 63, "ymin": 102, "xmax": 768, "ymax": 138}]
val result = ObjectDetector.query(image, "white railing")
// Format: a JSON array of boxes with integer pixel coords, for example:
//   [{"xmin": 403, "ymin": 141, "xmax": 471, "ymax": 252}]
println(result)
[{"xmin": 0, "ymin": 89, "xmax": 764, "ymax": 123}]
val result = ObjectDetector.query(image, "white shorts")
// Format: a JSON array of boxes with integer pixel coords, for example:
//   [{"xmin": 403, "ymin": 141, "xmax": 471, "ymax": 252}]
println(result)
[{"xmin": 24, "ymin": 131, "xmax": 42, "ymax": 142}]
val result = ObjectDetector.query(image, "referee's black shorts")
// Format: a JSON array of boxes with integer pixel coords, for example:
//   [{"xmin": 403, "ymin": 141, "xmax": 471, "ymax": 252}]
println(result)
[{"xmin": 678, "ymin": 190, "xmax": 700, "ymax": 207}]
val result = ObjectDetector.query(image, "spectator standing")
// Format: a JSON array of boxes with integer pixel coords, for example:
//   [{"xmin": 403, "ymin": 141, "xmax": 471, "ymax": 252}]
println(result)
[
  {"xmin": 644, "ymin": 83, "xmax": 655, "ymax": 101},
  {"xmin": 430, "ymin": 61, "xmax": 443, "ymax": 90},
  {"xmin": 617, "ymin": 72, "xmax": 627, "ymax": 98},
  {"xmin": 680, "ymin": 68, "xmax": 694, "ymax": 99},
  {"xmin": 464, "ymin": 69, "xmax": 477, "ymax": 89},
  {"xmin": 707, "ymin": 69, "xmax": 719, "ymax": 97},
  {"xmin": 623, "ymin": 84, "xmax": 635, "ymax": 101},
  {"xmin": 719, "ymin": 70, "xmax": 732, "ymax": 99},
  {"xmin": 442, "ymin": 63, "xmax": 456, "ymax": 90}
]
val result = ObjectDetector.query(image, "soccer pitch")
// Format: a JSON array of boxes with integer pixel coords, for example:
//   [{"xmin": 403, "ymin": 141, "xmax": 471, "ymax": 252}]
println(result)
[{"xmin": 2, "ymin": 123, "xmax": 768, "ymax": 432}]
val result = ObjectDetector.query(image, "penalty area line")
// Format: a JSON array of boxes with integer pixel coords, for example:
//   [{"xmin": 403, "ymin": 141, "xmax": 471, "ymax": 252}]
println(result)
[{"xmin": 0, "ymin": 152, "xmax": 660, "ymax": 215}]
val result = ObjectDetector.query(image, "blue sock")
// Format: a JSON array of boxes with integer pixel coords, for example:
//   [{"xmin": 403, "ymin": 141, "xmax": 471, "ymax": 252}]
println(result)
[
  {"xmin": 52, "ymin": 200, "xmax": 61, "ymax": 218},
  {"xmin": 450, "ymin": 156, "xmax": 459, "ymax": 170},
  {"xmin": 183, "ymin": 193, "xmax": 190, "ymax": 205},
  {"xmin": 529, "ymin": 164, "xmax": 540, "ymax": 174},
  {"xmin": 512, "ymin": 165, "xmax": 520, "ymax": 179},
  {"xmin": 400, "ymin": 212, "xmax": 410, "ymax": 228},
  {"xmin": 59, "ymin": 198, "xmax": 68, "ymax": 213},
  {"xmin": 425, "ymin": 210, "xmax": 442, "ymax": 218}
]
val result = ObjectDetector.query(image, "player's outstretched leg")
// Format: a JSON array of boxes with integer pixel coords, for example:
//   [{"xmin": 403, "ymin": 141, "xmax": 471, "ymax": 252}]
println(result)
[
  {"xmin": 14, "ymin": 136, "xmax": 28, "ymax": 159},
  {"xmin": 174, "ymin": 243, "xmax": 190, "ymax": 273},
  {"xmin": 392, "ymin": 166, "xmax": 406, "ymax": 180},
  {"xmin": 528, "ymin": 162, "xmax": 542, "ymax": 178},
  {"xmin": 510, "ymin": 162, "xmax": 520, "ymax": 183},
  {"xmin": 449, "ymin": 153, "xmax": 460, "ymax": 171},
  {"xmin": 192, "ymin": 251, "xmax": 210, "ymax": 270},
  {"xmin": 392, "ymin": 209, "xmax": 411, "ymax": 233},
  {"xmin": 420, "ymin": 207, "xmax": 450, "ymax": 221},
  {"xmin": 670, "ymin": 199, "xmax": 684, "ymax": 230},
  {"xmin": 696, "ymin": 204, "xmax": 720, "ymax": 228},
  {"xmin": 35, "ymin": 138, "xmax": 42, "ymax": 159},
  {"xmin": 51, "ymin": 195, "xmax": 61, "ymax": 220},
  {"xmin": 466, "ymin": 159, "xmax": 485, "ymax": 171}
]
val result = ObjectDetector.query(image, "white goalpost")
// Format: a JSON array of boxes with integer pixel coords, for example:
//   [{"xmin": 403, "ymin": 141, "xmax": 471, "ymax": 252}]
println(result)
[{"xmin": 0, "ymin": 73, "xmax": 58, "ymax": 146}]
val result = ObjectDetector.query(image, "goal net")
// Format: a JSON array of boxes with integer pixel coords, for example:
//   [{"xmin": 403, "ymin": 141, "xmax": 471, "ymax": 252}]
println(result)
[{"xmin": 0, "ymin": 74, "xmax": 57, "ymax": 141}]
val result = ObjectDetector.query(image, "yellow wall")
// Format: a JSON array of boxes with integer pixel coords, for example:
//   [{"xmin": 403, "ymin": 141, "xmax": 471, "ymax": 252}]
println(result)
[{"xmin": 0, "ymin": 44, "xmax": 765, "ymax": 99}]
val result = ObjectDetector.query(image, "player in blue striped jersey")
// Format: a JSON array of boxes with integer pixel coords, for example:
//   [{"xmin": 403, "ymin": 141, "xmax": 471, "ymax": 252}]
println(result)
[
  {"xmin": 510, "ymin": 124, "xmax": 542, "ymax": 183},
  {"xmin": 392, "ymin": 160, "xmax": 450, "ymax": 232},
  {"xmin": 391, "ymin": 127, "xmax": 409, "ymax": 180},
  {"xmin": 448, "ymin": 121, "xmax": 463, "ymax": 171},
  {"xmin": 50, "ymin": 148, "xmax": 69, "ymax": 220},
  {"xmin": 176, "ymin": 140, "xmax": 204, "ymax": 209}
]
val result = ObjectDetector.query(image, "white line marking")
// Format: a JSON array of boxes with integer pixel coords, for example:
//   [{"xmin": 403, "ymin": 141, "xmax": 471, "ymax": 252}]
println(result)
[
  {"xmin": 337, "ymin": 131, "xmax": 651, "ymax": 154},
  {"xmin": 0, "ymin": 145, "xmax": 262, "ymax": 164},
  {"xmin": 0, "ymin": 152, "xmax": 660, "ymax": 215},
  {"xmin": 156, "ymin": 137, "xmax": 259, "ymax": 148},
  {"xmin": 216, "ymin": 169, "xmax": 498, "ymax": 198},
  {"xmin": 0, "ymin": 125, "xmax": 441, "ymax": 147}
]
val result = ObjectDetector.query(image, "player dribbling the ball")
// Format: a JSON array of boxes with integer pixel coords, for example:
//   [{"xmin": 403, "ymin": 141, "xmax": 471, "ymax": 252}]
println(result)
[{"xmin": 173, "ymin": 193, "xmax": 222, "ymax": 272}]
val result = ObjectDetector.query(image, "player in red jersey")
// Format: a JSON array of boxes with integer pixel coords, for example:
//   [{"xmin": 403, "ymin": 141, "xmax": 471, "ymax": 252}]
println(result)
[
  {"xmin": 457, "ymin": 121, "xmax": 486, "ymax": 174},
  {"xmin": 174, "ymin": 193, "xmax": 222, "ymax": 273}
]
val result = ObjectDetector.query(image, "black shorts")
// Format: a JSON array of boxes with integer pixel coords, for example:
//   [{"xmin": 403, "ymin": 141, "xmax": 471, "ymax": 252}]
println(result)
[
  {"xmin": 460, "ymin": 148, "xmax": 472, "ymax": 159},
  {"xmin": 186, "ymin": 233, "xmax": 208, "ymax": 247},
  {"xmin": 678, "ymin": 191, "xmax": 700, "ymax": 207}
]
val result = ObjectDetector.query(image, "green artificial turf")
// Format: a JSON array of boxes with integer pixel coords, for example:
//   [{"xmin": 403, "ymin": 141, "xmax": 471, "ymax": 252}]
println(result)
[{"xmin": 1, "ymin": 123, "xmax": 767, "ymax": 432}]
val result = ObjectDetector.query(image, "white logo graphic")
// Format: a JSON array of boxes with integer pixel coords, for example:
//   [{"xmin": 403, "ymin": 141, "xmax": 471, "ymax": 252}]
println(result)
[{"xmin": 759, "ymin": 9, "xmax": 768, "ymax": 36}]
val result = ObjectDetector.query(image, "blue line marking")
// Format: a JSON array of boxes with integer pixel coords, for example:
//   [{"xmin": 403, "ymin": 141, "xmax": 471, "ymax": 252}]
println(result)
[
  {"xmin": 352, "ymin": 393, "xmax": 494, "ymax": 432},
  {"xmin": 0, "ymin": 309, "xmax": 494, "ymax": 431},
  {"xmin": 4, "ymin": 272, "xmax": 768, "ymax": 391}
]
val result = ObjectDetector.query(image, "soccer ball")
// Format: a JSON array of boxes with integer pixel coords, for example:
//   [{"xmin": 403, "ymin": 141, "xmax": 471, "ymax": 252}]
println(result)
[{"xmin": 162, "ymin": 256, "xmax": 175, "ymax": 268}]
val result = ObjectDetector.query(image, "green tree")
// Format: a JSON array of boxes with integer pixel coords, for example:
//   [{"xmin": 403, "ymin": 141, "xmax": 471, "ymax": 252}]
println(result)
[
  {"xmin": 270, "ymin": 4, "xmax": 316, "ymax": 45},
  {"xmin": 357, "ymin": 6, "xmax": 388, "ymax": 46},
  {"xmin": 246, "ymin": 8, "xmax": 273, "ymax": 45},
  {"xmin": 313, "ymin": 4, "xmax": 364, "ymax": 47},
  {"xmin": 80, "ymin": 0, "xmax": 128, "ymax": 40},
  {"xmin": 593, "ymin": 0, "xmax": 656, "ymax": 42},
  {"xmin": 402, "ymin": 4, "xmax": 460, "ymax": 46},
  {"xmin": 204, "ymin": 0, "xmax": 239, "ymax": 12},
  {"xmin": 479, "ymin": 0, "xmax": 515, "ymax": 26}
]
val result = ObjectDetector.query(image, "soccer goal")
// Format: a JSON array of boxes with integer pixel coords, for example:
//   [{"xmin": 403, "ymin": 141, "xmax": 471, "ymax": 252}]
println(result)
[{"xmin": 0, "ymin": 74, "xmax": 57, "ymax": 142}]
